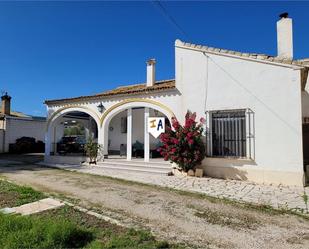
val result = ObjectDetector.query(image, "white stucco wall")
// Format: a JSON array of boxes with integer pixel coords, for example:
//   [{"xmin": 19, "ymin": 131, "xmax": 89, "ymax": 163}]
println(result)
[
  {"xmin": 301, "ymin": 73, "xmax": 309, "ymax": 117},
  {"xmin": 176, "ymin": 43, "xmax": 304, "ymax": 185},
  {"xmin": 108, "ymin": 110, "xmax": 127, "ymax": 151},
  {"xmin": 4, "ymin": 117, "xmax": 46, "ymax": 152},
  {"xmin": 108, "ymin": 108, "xmax": 163, "ymax": 152},
  {"xmin": 0, "ymin": 129, "xmax": 4, "ymax": 153},
  {"xmin": 108, "ymin": 109, "xmax": 145, "ymax": 151},
  {"xmin": 44, "ymin": 41, "xmax": 306, "ymax": 186}
]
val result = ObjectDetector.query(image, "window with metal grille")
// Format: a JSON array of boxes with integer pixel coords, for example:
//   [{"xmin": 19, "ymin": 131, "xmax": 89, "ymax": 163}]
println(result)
[{"xmin": 211, "ymin": 110, "xmax": 247, "ymax": 157}]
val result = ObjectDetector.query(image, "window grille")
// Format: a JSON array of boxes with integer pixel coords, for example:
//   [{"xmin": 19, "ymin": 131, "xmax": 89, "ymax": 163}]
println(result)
[{"xmin": 207, "ymin": 110, "xmax": 254, "ymax": 158}]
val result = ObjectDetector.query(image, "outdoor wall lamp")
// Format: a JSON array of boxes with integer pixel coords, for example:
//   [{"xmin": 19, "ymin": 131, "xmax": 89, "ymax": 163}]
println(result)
[{"xmin": 97, "ymin": 102, "xmax": 105, "ymax": 113}]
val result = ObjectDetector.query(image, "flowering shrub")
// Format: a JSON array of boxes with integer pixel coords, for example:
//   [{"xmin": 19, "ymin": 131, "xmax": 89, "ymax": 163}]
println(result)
[{"xmin": 159, "ymin": 111, "xmax": 206, "ymax": 172}]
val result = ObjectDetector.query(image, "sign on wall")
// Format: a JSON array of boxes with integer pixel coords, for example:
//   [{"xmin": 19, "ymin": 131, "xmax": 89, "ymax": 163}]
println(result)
[{"xmin": 148, "ymin": 117, "xmax": 165, "ymax": 138}]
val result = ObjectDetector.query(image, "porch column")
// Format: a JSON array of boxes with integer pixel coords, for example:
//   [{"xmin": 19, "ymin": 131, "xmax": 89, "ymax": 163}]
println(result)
[
  {"xmin": 127, "ymin": 108, "xmax": 132, "ymax": 161},
  {"xmin": 98, "ymin": 128, "xmax": 105, "ymax": 161},
  {"xmin": 144, "ymin": 107, "xmax": 150, "ymax": 162},
  {"xmin": 44, "ymin": 127, "xmax": 52, "ymax": 158}
]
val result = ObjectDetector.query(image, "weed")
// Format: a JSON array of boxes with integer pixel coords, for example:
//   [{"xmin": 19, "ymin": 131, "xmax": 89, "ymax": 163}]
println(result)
[
  {"xmin": 302, "ymin": 190, "xmax": 309, "ymax": 214},
  {"xmin": 194, "ymin": 207, "xmax": 260, "ymax": 230},
  {"xmin": 0, "ymin": 180, "xmax": 45, "ymax": 207}
]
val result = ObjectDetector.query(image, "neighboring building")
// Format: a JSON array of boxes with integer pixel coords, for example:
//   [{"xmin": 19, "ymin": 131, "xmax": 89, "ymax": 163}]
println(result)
[
  {"xmin": 44, "ymin": 14, "xmax": 309, "ymax": 186},
  {"xmin": 0, "ymin": 93, "xmax": 46, "ymax": 153}
]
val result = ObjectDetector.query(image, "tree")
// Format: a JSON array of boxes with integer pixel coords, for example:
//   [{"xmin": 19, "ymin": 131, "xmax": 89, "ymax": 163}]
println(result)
[{"xmin": 159, "ymin": 111, "xmax": 206, "ymax": 172}]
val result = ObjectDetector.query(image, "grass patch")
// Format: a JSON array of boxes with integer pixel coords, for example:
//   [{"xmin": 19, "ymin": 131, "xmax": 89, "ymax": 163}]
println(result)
[
  {"xmin": 0, "ymin": 180, "xmax": 45, "ymax": 208},
  {"xmin": 37, "ymin": 206, "xmax": 185, "ymax": 249},
  {"xmin": 0, "ymin": 179, "xmax": 185, "ymax": 248},
  {"xmin": 0, "ymin": 212, "xmax": 93, "ymax": 249}
]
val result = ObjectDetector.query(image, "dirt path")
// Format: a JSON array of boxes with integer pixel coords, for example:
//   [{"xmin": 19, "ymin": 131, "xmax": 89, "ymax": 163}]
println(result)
[{"xmin": 1, "ymin": 163, "xmax": 309, "ymax": 249}]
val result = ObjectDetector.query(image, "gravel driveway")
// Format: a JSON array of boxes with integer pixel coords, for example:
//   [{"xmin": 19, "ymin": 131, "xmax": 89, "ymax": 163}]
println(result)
[{"xmin": 0, "ymin": 160, "xmax": 309, "ymax": 249}]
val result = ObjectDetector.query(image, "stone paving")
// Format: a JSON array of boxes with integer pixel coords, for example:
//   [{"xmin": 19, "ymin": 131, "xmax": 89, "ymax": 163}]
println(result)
[
  {"xmin": 0, "ymin": 198, "xmax": 64, "ymax": 216},
  {"xmin": 42, "ymin": 163, "xmax": 309, "ymax": 214}
]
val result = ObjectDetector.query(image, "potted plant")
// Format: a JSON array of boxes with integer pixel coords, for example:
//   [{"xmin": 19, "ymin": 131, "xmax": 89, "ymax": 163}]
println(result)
[
  {"xmin": 159, "ymin": 111, "xmax": 206, "ymax": 175},
  {"xmin": 84, "ymin": 138, "xmax": 101, "ymax": 165}
]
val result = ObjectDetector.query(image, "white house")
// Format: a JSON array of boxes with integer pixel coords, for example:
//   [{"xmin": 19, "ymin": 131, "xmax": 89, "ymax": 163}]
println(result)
[
  {"xmin": 44, "ymin": 14, "xmax": 309, "ymax": 186},
  {"xmin": 0, "ymin": 93, "xmax": 46, "ymax": 153}
]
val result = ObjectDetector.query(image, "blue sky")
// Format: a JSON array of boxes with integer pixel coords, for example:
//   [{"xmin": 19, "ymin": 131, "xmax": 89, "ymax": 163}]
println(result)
[{"xmin": 0, "ymin": 1, "xmax": 308, "ymax": 117}]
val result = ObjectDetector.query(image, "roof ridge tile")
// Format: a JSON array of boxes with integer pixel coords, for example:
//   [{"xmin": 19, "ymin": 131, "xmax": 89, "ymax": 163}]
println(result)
[
  {"xmin": 45, "ymin": 79, "xmax": 176, "ymax": 105},
  {"xmin": 176, "ymin": 39, "xmax": 306, "ymax": 68}
]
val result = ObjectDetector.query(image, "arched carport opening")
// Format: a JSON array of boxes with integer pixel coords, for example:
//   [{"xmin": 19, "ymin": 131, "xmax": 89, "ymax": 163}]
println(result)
[
  {"xmin": 46, "ymin": 109, "xmax": 99, "ymax": 157},
  {"xmin": 101, "ymin": 100, "xmax": 174, "ymax": 161}
]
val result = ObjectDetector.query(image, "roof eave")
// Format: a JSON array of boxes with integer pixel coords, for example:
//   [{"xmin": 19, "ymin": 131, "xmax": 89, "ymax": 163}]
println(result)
[
  {"xmin": 44, "ymin": 86, "xmax": 177, "ymax": 106},
  {"xmin": 175, "ymin": 40, "xmax": 305, "ymax": 70}
]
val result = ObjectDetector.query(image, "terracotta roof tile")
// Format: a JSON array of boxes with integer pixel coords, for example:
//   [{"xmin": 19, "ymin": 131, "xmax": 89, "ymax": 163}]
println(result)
[{"xmin": 45, "ymin": 79, "xmax": 176, "ymax": 105}]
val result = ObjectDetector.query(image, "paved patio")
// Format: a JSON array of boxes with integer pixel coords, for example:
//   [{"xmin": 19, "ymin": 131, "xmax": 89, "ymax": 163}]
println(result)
[{"xmin": 42, "ymin": 163, "xmax": 309, "ymax": 214}]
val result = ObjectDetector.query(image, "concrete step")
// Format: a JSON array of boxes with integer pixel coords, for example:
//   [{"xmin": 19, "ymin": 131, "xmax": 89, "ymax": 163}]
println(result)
[
  {"xmin": 98, "ymin": 160, "xmax": 171, "ymax": 170},
  {"xmin": 102, "ymin": 159, "xmax": 171, "ymax": 167},
  {"xmin": 96, "ymin": 161, "xmax": 172, "ymax": 175}
]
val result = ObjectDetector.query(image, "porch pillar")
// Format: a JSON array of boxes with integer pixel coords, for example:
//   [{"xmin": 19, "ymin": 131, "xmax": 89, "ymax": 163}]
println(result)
[
  {"xmin": 144, "ymin": 107, "xmax": 150, "ymax": 162},
  {"xmin": 98, "ymin": 128, "xmax": 106, "ymax": 161},
  {"xmin": 45, "ymin": 127, "xmax": 52, "ymax": 158},
  {"xmin": 127, "ymin": 108, "xmax": 132, "ymax": 161}
]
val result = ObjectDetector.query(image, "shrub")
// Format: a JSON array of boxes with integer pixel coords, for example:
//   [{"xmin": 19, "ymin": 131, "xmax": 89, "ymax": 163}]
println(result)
[
  {"xmin": 84, "ymin": 138, "xmax": 101, "ymax": 164},
  {"xmin": 159, "ymin": 111, "xmax": 206, "ymax": 172},
  {"xmin": 15, "ymin": 137, "xmax": 36, "ymax": 153},
  {"xmin": 9, "ymin": 137, "xmax": 45, "ymax": 153}
]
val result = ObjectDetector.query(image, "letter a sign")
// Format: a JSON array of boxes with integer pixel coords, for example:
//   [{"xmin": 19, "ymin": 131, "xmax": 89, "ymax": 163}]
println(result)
[{"xmin": 148, "ymin": 117, "xmax": 165, "ymax": 138}]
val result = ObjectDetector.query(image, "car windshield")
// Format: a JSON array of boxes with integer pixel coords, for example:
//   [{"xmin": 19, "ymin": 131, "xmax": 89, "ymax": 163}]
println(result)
[{"xmin": 75, "ymin": 137, "xmax": 86, "ymax": 144}]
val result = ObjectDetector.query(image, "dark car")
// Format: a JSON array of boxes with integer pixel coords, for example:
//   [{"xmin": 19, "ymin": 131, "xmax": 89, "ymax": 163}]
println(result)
[{"xmin": 57, "ymin": 136, "xmax": 86, "ymax": 154}]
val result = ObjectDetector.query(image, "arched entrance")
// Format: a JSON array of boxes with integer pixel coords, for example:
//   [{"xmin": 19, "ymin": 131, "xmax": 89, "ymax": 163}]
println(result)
[
  {"xmin": 45, "ymin": 108, "xmax": 100, "ymax": 160},
  {"xmin": 101, "ymin": 100, "xmax": 174, "ymax": 161}
]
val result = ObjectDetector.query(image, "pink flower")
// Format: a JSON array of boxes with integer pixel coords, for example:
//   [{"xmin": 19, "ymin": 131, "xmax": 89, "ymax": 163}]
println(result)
[
  {"xmin": 172, "ymin": 117, "xmax": 180, "ymax": 130},
  {"xmin": 172, "ymin": 138, "xmax": 179, "ymax": 145}
]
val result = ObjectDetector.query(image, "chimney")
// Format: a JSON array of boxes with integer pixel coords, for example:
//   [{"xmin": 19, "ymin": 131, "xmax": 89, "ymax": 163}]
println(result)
[
  {"xmin": 277, "ymin": 12, "xmax": 293, "ymax": 59},
  {"xmin": 146, "ymin": 59, "xmax": 156, "ymax": 87},
  {"xmin": 1, "ymin": 92, "xmax": 11, "ymax": 115}
]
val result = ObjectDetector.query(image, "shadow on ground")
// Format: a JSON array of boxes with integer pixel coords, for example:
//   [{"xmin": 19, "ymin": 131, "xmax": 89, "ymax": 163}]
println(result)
[
  {"xmin": 0, "ymin": 153, "xmax": 44, "ymax": 164},
  {"xmin": 0, "ymin": 153, "xmax": 55, "ymax": 174}
]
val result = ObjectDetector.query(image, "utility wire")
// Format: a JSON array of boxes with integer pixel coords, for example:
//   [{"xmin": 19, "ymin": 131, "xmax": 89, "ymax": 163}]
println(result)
[
  {"xmin": 203, "ymin": 53, "xmax": 209, "ymax": 113},
  {"xmin": 152, "ymin": 0, "xmax": 299, "ymax": 137},
  {"xmin": 203, "ymin": 52, "xmax": 301, "ymax": 137},
  {"xmin": 151, "ymin": 0, "xmax": 190, "ymax": 40}
]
